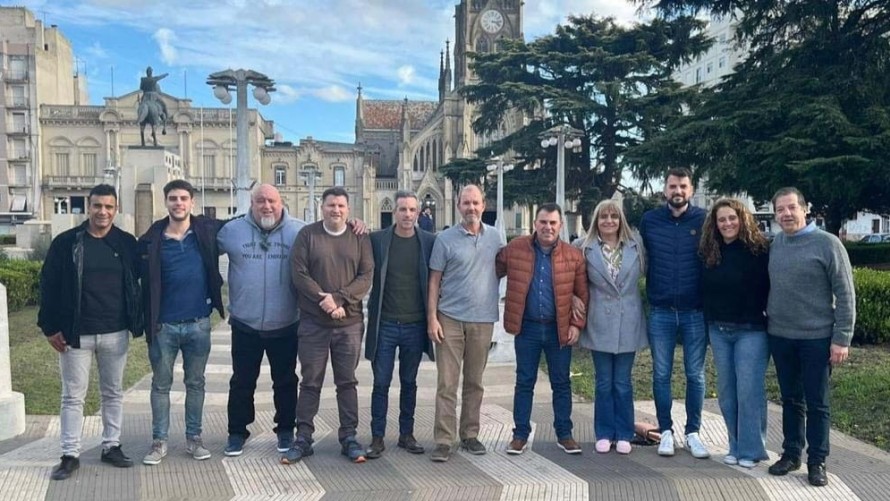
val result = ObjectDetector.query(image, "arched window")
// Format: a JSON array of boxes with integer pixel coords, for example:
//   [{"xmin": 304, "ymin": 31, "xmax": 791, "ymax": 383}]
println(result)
[
  {"xmin": 381, "ymin": 198, "xmax": 393, "ymax": 212},
  {"xmin": 476, "ymin": 37, "xmax": 490, "ymax": 53}
]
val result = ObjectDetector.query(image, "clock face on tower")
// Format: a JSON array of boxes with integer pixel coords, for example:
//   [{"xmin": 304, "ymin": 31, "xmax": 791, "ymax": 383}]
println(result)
[{"xmin": 480, "ymin": 9, "xmax": 504, "ymax": 34}]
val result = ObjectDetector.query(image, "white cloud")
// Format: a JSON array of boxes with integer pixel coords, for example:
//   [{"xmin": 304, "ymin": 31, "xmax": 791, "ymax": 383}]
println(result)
[
  {"xmin": 273, "ymin": 84, "xmax": 302, "ymax": 104},
  {"xmin": 312, "ymin": 85, "xmax": 351, "ymax": 103},
  {"xmin": 152, "ymin": 28, "xmax": 178, "ymax": 65},
  {"xmin": 397, "ymin": 65, "xmax": 416, "ymax": 86}
]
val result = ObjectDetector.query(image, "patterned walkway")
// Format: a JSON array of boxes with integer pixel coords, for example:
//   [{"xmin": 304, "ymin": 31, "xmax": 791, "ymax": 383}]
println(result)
[{"xmin": 1, "ymin": 321, "xmax": 889, "ymax": 500}]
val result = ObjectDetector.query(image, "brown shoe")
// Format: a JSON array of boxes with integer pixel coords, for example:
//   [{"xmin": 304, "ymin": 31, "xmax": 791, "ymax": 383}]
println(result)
[
  {"xmin": 506, "ymin": 439, "xmax": 527, "ymax": 455},
  {"xmin": 557, "ymin": 438, "xmax": 582, "ymax": 454}
]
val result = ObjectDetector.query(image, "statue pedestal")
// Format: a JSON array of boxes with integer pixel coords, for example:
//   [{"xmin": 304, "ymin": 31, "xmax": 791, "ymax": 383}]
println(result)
[{"xmin": 0, "ymin": 284, "xmax": 26, "ymax": 441}]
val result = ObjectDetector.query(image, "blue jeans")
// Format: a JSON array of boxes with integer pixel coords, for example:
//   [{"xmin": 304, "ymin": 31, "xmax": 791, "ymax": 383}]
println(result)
[
  {"xmin": 648, "ymin": 307, "xmax": 707, "ymax": 434},
  {"xmin": 512, "ymin": 321, "xmax": 573, "ymax": 441},
  {"xmin": 769, "ymin": 335, "xmax": 831, "ymax": 464},
  {"xmin": 592, "ymin": 351, "xmax": 636, "ymax": 442},
  {"xmin": 149, "ymin": 317, "xmax": 212, "ymax": 440},
  {"xmin": 709, "ymin": 322, "xmax": 769, "ymax": 461},
  {"xmin": 59, "ymin": 329, "xmax": 129, "ymax": 457},
  {"xmin": 370, "ymin": 320, "xmax": 426, "ymax": 438}
]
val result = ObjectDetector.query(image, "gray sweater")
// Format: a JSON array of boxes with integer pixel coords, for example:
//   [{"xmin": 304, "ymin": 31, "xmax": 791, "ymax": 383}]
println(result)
[
  {"xmin": 767, "ymin": 225, "xmax": 855, "ymax": 346},
  {"xmin": 218, "ymin": 209, "xmax": 306, "ymax": 331}
]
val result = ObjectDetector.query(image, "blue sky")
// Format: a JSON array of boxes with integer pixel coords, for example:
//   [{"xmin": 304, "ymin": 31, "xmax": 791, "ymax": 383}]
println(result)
[{"xmin": 16, "ymin": 0, "xmax": 640, "ymax": 144}]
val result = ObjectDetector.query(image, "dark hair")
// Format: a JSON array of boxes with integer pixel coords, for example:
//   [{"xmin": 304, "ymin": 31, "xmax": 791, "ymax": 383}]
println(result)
[
  {"xmin": 536, "ymin": 202, "xmax": 562, "ymax": 218},
  {"xmin": 163, "ymin": 179, "xmax": 195, "ymax": 198},
  {"xmin": 771, "ymin": 187, "xmax": 806, "ymax": 209},
  {"xmin": 699, "ymin": 198, "xmax": 768, "ymax": 268},
  {"xmin": 394, "ymin": 190, "xmax": 417, "ymax": 205},
  {"xmin": 322, "ymin": 186, "xmax": 349, "ymax": 203},
  {"xmin": 665, "ymin": 167, "xmax": 693, "ymax": 183},
  {"xmin": 89, "ymin": 184, "xmax": 117, "ymax": 201}
]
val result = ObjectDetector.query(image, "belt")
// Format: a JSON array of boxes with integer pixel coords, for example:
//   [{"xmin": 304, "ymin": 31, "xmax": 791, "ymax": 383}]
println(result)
[{"xmin": 164, "ymin": 317, "xmax": 205, "ymax": 325}]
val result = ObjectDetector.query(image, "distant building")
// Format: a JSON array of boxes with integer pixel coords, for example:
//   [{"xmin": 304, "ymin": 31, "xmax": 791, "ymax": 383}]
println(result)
[{"xmin": 0, "ymin": 6, "xmax": 87, "ymax": 227}]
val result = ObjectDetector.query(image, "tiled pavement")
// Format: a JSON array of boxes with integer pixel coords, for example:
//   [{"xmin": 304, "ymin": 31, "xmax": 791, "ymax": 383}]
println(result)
[{"xmin": 2, "ymin": 320, "xmax": 890, "ymax": 500}]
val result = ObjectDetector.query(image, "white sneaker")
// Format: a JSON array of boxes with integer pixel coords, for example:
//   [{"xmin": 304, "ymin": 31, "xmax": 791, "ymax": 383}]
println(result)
[
  {"xmin": 658, "ymin": 430, "xmax": 675, "ymax": 456},
  {"xmin": 723, "ymin": 455, "xmax": 738, "ymax": 465},
  {"xmin": 685, "ymin": 432, "xmax": 710, "ymax": 459}
]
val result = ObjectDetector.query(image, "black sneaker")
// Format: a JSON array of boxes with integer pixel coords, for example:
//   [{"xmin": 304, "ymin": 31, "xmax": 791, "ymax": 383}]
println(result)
[
  {"xmin": 808, "ymin": 463, "xmax": 829, "ymax": 487},
  {"xmin": 100, "ymin": 445, "xmax": 134, "ymax": 468},
  {"xmin": 225, "ymin": 434, "xmax": 246, "ymax": 457},
  {"xmin": 397, "ymin": 434, "xmax": 425, "ymax": 454},
  {"xmin": 768, "ymin": 455, "xmax": 801, "ymax": 476},
  {"xmin": 280, "ymin": 436, "xmax": 314, "ymax": 465},
  {"xmin": 51, "ymin": 455, "xmax": 80, "ymax": 480},
  {"xmin": 341, "ymin": 435, "xmax": 366, "ymax": 463},
  {"xmin": 460, "ymin": 438, "xmax": 487, "ymax": 455},
  {"xmin": 276, "ymin": 430, "xmax": 294, "ymax": 453},
  {"xmin": 366, "ymin": 436, "xmax": 385, "ymax": 459}
]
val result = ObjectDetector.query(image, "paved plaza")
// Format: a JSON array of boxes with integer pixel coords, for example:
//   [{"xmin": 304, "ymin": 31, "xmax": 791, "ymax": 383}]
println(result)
[{"xmin": 1, "ymin": 320, "xmax": 889, "ymax": 500}]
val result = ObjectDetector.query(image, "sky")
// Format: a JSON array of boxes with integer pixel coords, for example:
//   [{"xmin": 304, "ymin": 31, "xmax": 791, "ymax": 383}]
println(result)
[{"xmin": 14, "ymin": 0, "xmax": 642, "ymax": 144}]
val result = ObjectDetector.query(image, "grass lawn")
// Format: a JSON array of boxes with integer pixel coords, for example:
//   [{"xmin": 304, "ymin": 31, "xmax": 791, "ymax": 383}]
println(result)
[
  {"xmin": 7, "ymin": 286, "xmax": 228, "ymax": 416},
  {"xmin": 565, "ymin": 344, "xmax": 890, "ymax": 452}
]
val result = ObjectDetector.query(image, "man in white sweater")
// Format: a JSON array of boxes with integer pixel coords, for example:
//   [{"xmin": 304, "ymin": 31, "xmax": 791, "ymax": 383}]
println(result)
[{"xmin": 765, "ymin": 187, "xmax": 855, "ymax": 488}]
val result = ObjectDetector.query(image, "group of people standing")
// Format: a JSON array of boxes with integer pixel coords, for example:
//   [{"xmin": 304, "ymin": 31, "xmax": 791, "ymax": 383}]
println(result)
[{"xmin": 36, "ymin": 168, "xmax": 854, "ymax": 490}]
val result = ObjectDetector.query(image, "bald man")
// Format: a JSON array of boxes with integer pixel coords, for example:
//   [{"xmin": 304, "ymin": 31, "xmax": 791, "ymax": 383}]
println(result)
[
  {"xmin": 217, "ymin": 184, "xmax": 306, "ymax": 458},
  {"xmin": 427, "ymin": 185, "xmax": 505, "ymax": 462}
]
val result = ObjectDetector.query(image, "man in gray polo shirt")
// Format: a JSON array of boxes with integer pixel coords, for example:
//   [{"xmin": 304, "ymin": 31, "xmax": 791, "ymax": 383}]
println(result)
[{"xmin": 428, "ymin": 184, "xmax": 504, "ymax": 462}]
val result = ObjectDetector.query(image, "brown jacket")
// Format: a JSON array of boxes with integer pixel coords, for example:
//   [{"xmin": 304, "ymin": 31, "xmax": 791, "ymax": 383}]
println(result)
[{"xmin": 495, "ymin": 234, "xmax": 589, "ymax": 346}]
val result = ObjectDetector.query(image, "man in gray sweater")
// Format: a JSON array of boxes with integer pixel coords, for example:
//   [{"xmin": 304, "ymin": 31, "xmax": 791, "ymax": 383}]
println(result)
[{"xmin": 766, "ymin": 187, "xmax": 855, "ymax": 487}]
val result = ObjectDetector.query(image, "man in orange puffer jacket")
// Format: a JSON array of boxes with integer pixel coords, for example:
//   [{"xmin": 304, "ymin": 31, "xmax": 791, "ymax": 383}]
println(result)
[{"xmin": 495, "ymin": 203, "xmax": 588, "ymax": 456}]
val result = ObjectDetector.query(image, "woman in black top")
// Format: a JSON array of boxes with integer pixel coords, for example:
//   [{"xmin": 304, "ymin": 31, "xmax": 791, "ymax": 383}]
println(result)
[{"xmin": 700, "ymin": 198, "xmax": 770, "ymax": 469}]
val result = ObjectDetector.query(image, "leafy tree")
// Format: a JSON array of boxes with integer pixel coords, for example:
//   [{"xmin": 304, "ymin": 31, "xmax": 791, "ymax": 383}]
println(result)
[
  {"xmin": 628, "ymin": 0, "xmax": 890, "ymax": 233},
  {"xmin": 455, "ymin": 14, "xmax": 710, "ymax": 226}
]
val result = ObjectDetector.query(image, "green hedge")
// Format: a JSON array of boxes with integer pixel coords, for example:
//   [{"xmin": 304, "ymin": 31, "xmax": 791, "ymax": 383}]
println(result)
[
  {"xmin": 0, "ymin": 260, "xmax": 41, "ymax": 312},
  {"xmin": 845, "ymin": 243, "xmax": 890, "ymax": 266},
  {"xmin": 852, "ymin": 268, "xmax": 890, "ymax": 344},
  {"xmin": 0, "ymin": 234, "xmax": 15, "ymax": 245}
]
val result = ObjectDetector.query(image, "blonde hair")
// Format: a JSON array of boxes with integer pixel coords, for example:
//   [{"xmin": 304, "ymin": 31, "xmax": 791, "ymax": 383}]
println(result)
[
  {"xmin": 581, "ymin": 199, "xmax": 646, "ymax": 273},
  {"xmin": 699, "ymin": 198, "xmax": 769, "ymax": 268}
]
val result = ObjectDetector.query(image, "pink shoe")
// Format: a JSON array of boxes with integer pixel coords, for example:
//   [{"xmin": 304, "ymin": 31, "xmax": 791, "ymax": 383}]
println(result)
[
  {"xmin": 595, "ymin": 439, "xmax": 612, "ymax": 453},
  {"xmin": 615, "ymin": 440, "xmax": 632, "ymax": 455}
]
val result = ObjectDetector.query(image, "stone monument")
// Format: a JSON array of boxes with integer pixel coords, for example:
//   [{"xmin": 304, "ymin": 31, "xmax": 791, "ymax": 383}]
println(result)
[{"xmin": 0, "ymin": 283, "xmax": 26, "ymax": 440}]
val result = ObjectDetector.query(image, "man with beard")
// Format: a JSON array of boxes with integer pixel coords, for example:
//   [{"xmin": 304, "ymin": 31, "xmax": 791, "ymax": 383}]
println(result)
[
  {"xmin": 217, "ymin": 184, "xmax": 305, "ymax": 458},
  {"xmin": 427, "ymin": 185, "xmax": 504, "ymax": 462},
  {"xmin": 639, "ymin": 167, "xmax": 710, "ymax": 459},
  {"xmin": 139, "ymin": 180, "xmax": 224, "ymax": 465}
]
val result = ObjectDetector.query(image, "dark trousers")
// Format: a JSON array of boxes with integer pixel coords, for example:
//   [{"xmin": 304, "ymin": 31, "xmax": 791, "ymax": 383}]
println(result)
[
  {"xmin": 227, "ymin": 320, "xmax": 299, "ymax": 437},
  {"xmin": 370, "ymin": 320, "xmax": 426, "ymax": 438},
  {"xmin": 768, "ymin": 334, "xmax": 832, "ymax": 464},
  {"xmin": 296, "ymin": 317, "xmax": 363, "ymax": 442}
]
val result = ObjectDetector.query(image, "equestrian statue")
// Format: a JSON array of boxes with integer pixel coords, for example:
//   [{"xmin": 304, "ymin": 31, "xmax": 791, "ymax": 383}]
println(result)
[{"xmin": 137, "ymin": 66, "xmax": 169, "ymax": 147}]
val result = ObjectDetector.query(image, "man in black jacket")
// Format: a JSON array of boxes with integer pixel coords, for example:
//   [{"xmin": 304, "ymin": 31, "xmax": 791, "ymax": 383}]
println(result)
[
  {"xmin": 364, "ymin": 190, "xmax": 436, "ymax": 459},
  {"xmin": 138, "ymin": 180, "xmax": 224, "ymax": 465},
  {"xmin": 38, "ymin": 184, "xmax": 142, "ymax": 481}
]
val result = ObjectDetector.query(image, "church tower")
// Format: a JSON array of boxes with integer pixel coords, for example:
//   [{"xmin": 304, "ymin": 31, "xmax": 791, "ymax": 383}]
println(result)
[{"xmin": 453, "ymin": 0, "xmax": 523, "ymax": 89}]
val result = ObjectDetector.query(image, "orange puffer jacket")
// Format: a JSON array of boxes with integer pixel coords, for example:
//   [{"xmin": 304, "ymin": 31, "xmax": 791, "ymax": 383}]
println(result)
[{"xmin": 495, "ymin": 235, "xmax": 589, "ymax": 347}]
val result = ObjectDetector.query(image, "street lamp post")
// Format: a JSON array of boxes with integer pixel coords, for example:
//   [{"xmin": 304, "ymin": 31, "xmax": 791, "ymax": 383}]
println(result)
[
  {"xmin": 206, "ymin": 69, "xmax": 275, "ymax": 215},
  {"xmin": 540, "ymin": 124, "xmax": 584, "ymax": 241},
  {"xmin": 486, "ymin": 156, "xmax": 514, "ymax": 241},
  {"xmin": 103, "ymin": 162, "xmax": 121, "ymax": 212},
  {"xmin": 299, "ymin": 165, "xmax": 322, "ymax": 222}
]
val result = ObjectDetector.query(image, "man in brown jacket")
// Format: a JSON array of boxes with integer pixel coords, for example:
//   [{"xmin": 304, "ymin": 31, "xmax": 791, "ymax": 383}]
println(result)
[{"xmin": 495, "ymin": 203, "xmax": 588, "ymax": 455}]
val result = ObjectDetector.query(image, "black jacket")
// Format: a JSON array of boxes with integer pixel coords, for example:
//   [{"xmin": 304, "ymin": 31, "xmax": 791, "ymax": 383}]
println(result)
[
  {"xmin": 38, "ymin": 222, "xmax": 143, "ymax": 348},
  {"xmin": 139, "ymin": 215, "xmax": 225, "ymax": 344},
  {"xmin": 365, "ymin": 226, "xmax": 436, "ymax": 362}
]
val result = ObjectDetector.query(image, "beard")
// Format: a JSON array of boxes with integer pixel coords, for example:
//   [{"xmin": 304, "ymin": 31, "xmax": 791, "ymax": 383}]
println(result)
[
  {"xmin": 667, "ymin": 196, "xmax": 688, "ymax": 209},
  {"xmin": 259, "ymin": 215, "xmax": 278, "ymax": 230}
]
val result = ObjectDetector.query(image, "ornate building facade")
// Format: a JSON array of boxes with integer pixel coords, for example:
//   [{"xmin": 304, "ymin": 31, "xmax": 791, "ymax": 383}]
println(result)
[{"xmin": 30, "ymin": 0, "xmax": 528, "ymax": 235}]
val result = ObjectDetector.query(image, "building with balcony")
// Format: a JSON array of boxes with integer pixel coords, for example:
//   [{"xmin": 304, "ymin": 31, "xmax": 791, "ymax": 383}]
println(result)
[{"xmin": 0, "ymin": 6, "xmax": 87, "ymax": 226}]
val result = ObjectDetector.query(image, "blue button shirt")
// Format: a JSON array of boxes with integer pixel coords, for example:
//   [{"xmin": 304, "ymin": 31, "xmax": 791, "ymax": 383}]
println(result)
[
  {"xmin": 159, "ymin": 231, "xmax": 212, "ymax": 323},
  {"xmin": 523, "ymin": 240, "xmax": 556, "ymax": 323}
]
